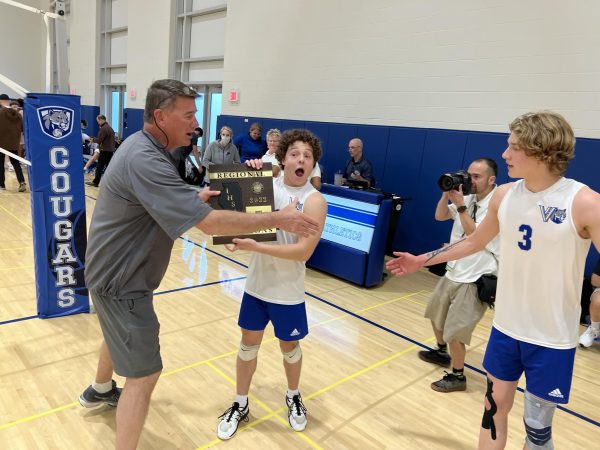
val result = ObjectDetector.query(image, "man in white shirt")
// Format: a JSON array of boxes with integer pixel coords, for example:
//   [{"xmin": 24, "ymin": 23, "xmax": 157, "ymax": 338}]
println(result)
[{"xmin": 418, "ymin": 158, "xmax": 499, "ymax": 393}]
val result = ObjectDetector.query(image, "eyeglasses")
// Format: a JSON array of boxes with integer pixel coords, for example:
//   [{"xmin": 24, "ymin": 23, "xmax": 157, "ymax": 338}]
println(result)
[{"xmin": 155, "ymin": 85, "xmax": 198, "ymax": 110}]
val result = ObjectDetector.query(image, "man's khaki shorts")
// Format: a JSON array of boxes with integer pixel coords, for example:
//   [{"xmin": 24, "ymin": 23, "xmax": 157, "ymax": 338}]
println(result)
[{"xmin": 424, "ymin": 276, "xmax": 487, "ymax": 345}]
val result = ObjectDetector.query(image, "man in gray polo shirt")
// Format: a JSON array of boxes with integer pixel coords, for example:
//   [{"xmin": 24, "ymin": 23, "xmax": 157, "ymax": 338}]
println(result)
[{"xmin": 78, "ymin": 79, "xmax": 319, "ymax": 450}]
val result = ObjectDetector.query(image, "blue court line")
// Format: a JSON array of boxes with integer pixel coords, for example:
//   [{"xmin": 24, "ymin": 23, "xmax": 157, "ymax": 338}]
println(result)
[
  {"xmin": 178, "ymin": 236, "xmax": 248, "ymax": 269},
  {"xmin": 0, "ymin": 315, "xmax": 37, "ymax": 326},
  {"xmin": 305, "ymin": 291, "xmax": 600, "ymax": 429},
  {"xmin": 5, "ymin": 224, "xmax": 598, "ymax": 428},
  {"xmin": 176, "ymin": 237, "xmax": 600, "ymax": 428},
  {"xmin": 153, "ymin": 277, "xmax": 247, "ymax": 297},
  {"xmin": 0, "ymin": 278, "xmax": 246, "ymax": 326}
]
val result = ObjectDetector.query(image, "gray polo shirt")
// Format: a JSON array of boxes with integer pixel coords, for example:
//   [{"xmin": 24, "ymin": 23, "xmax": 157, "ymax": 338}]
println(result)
[{"xmin": 85, "ymin": 130, "xmax": 212, "ymax": 298}]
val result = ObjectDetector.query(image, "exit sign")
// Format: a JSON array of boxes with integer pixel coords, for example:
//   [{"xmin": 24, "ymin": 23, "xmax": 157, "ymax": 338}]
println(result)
[{"xmin": 228, "ymin": 89, "xmax": 239, "ymax": 103}]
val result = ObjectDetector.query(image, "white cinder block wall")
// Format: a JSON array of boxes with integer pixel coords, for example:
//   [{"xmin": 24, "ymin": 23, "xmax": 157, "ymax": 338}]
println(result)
[
  {"xmin": 2, "ymin": 0, "xmax": 599, "ymax": 138},
  {"xmin": 222, "ymin": 0, "xmax": 600, "ymax": 137}
]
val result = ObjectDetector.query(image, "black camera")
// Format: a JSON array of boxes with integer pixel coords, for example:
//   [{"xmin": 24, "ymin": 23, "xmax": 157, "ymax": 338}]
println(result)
[{"xmin": 437, "ymin": 170, "xmax": 472, "ymax": 195}]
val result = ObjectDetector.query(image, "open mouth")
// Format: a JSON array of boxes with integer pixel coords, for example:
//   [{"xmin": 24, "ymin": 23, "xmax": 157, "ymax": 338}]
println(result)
[{"xmin": 295, "ymin": 168, "xmax": 305, "ymax": 177}]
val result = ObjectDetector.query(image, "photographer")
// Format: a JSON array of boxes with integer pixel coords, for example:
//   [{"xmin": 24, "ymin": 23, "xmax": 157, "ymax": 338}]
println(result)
[{"xmin": 418, "ymin": 157, "xmax": 499, "ymax": 392}]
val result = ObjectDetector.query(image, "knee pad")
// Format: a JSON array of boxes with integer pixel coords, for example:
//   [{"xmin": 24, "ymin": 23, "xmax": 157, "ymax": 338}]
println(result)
[
  {"xmin": 523, "ymin": 390, "xmax": 556, "ymax": 449},
  {"xmin": 481, "ymin": 377, "xmax": 498, "ymax": 440},
  {"xmin": 282, "ymin": 343, "xmax": 302, "ymax": 364},
  {"xmin": 238, "ymin": 342, "xmax": 260, "ymax": 361}
]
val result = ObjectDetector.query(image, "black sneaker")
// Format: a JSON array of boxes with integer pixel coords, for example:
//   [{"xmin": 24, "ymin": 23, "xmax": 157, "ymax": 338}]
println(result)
[
  {"xmin": 0, "ymin": 185, "xmax": 5, "ymax": 190},
  {"xmin": 418, "ymin": 348, "xmax": 451, "ymax": 367},
  {"xmin": 85, "ymin": 181, "xmax": 98, "ymax": 187},
  {"xmin": 431, "ymin": 371, "xmax": 467, "ymax": 393},
  {"xmin": 217, "ymin": 401, "xmax": 249, "ymax": 440},
  {"xmin": 79, "ymin": 380, "xmax": 122, "ymax": 407}
]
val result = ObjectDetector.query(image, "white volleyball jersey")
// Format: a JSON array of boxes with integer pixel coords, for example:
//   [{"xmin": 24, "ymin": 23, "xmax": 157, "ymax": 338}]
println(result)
[
  {"xmin": 495, "ymin": 178, "xmax": 590, "ymax": 348},
  {"xmin": 244, "ymin": 176, "xmax": 319, "ymax": 305}
]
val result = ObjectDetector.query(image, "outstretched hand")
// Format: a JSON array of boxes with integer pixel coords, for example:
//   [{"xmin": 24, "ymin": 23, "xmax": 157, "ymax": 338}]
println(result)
[
  {"xmin": 277, "ymin": 198, "xmax": 319, "ymax": 237},
  {"xmin": 385, "ymin": 251, "xmax": 423, "ymax": 276},
  {"xmin": 198, "ymin": 187, "xmax": 220, "ymax": 203}
]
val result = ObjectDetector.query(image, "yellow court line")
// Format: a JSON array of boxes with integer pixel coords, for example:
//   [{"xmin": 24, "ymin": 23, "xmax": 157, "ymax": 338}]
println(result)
[
  {"xmin": 0, "ymin": 265, "xmax": 34, "ymax": 272},
  {"xmin": 197, "ymin": 340, "xmax": 435, "ymax": 449},
  {"xmin": 305, "ymin": 338, "xmax": 434, "ymax": 402},
  {"xmin": 353, "ymin": 290, "xmax": 428, "ymax": 314},
  {"xmin": 0, "ymin": 246, "xmax": 33, "ymax": 251},
  {"xmin": 200, "ymin": 362, "xmax": 324, "ymax": 450},
  {"xmin": 577, "ymin": 361, "xmax": 600, "ymax": 375},
  {"xmin": 161, "ymin": 350, "xmax": 238, "ymax": 377},
  {"xmin": 0, "ymin": 402, "xmax": 78, "ymax": 431},
  {"xmin": 0, "ymin": 204, "xmax": 32, "ymax": 230},
  {"xmin": 0, "ymin": 288, "xmax": 426, "ymax": 431}
]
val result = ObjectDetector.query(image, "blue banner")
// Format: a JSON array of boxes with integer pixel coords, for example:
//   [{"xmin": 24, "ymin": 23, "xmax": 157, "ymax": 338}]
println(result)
[{"xmin": 24, "ymin": 93, "xmax": 89, "ymax": 318}]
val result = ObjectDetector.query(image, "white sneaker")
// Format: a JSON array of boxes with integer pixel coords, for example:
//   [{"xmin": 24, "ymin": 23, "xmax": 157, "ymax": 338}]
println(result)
[
  {"xmin": 286, "ymin": 393, "xmax": 308, "ymax": 431},
  {"xmin": 217, "ymin": 401, "xmax": 249, "ymax": 440},
  {"xmin": 579, "ymin": 326, "xmax": 600, "ymax": 348}
]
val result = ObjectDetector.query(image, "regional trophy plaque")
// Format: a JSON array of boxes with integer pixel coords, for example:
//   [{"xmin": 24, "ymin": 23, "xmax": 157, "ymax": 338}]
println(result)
[{"xmin": 208, "ymin": 163, "xmax": 277, "ymax": 244}]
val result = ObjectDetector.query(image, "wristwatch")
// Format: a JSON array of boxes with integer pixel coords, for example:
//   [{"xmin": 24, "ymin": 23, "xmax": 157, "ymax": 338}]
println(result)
[{"xmin": 456, "ymin": 205, "xmax": 468, "ymax": 213}]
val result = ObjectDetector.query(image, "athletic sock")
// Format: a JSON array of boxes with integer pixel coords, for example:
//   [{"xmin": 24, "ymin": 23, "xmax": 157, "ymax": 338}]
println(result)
[
  {"xmin": 287, "ymin": 388, "xmax": 299, "ymax": 398},
  {"xmin": 591, "ymin": 321, "xmax": 600, "ymax": 331},
  {"xmin": 234, "ymin": 394, "xmax": 248, "ymax": 408},
  {"xmin": 437, "ymin": 343, "xmax": 448, "ymax": 353},
  {"xmin": 92, "ymin": 380, "xmax": 113, "ymax": 393},
  {"xmin": 452, "ymin": 368, "xmax": 465, "ymax": 379}
]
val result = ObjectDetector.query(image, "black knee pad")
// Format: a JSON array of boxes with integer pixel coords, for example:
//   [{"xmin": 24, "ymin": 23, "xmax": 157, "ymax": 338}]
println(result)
[{"xmin": 481, "ymin": 377, "xmax": 498, "ymax": 440}]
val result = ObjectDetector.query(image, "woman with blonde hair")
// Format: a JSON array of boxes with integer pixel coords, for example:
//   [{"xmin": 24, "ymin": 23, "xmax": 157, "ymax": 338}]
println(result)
[{"xmin": 202, "ymin": 126, "xmax": 241, "ymax": 182}]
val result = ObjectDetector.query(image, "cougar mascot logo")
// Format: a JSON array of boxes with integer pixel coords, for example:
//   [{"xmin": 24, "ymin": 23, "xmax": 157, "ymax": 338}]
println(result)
[{"xmin": 37, "ymin": 106, "xmax": 74, "ymax": 139}]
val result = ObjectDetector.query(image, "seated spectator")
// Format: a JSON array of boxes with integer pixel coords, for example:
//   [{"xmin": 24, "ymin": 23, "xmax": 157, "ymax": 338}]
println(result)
[
  {"xmin": 261, "ymin": 128, "xmax": 282, "ymax": 175},
  {"xmin": 342, "ymin": 138, "xmax": 374, "ymax": 187},
  {"xmin": 203, "ymin": 126, "xmax": 240, "ymax": 182},
  {"xmin": 234, "ymin": 122, "xmax": 267, "ymax": 162}
]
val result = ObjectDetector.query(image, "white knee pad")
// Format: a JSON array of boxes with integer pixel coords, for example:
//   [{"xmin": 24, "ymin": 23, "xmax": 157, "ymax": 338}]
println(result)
[
  {"xmin": 523, "ymin": 390, "xmax": 556, "ymax": 449},
  {"xmin": 282, "ymin": 343, "xmax": 302, "ymax": 364},
  {"xmin": 238, "ymin": 342, "xmax": 260, "ymax": 361}
]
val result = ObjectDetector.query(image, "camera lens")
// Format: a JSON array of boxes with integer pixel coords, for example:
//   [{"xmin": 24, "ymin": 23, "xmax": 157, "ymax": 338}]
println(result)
[{"xmin": 437, "ymin": 174, "xmax": 455, "ymax": 191}]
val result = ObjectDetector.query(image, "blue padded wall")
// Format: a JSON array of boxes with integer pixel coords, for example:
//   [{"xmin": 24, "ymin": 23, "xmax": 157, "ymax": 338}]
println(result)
[
  {"xmin": 218, "ymin": 114, "xmax": 600, "ymax": 274},
  {"xmin": 80, "ymin": 105, "xmax": 100, "ymax": 138},
  {"xmin": 463, "ymin": 132, "xmax": 509, "ymax": 183},
  {"xmin": 122, "ymin": 108, "xmax": 144, "ymax": 140},
  {"xmin": 355, "ymin": 124, "xmax": 390, "ymax": 188}
]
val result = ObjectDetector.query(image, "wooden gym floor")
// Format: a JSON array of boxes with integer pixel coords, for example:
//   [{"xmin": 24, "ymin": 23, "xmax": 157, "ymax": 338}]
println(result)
[{"xmin": 0, "ymin": 173, "xmax": 598, "ymax": 449}]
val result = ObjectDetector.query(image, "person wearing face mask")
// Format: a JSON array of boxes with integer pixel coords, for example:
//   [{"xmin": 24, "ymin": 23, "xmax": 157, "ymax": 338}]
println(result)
[{"xmin": 202, "ymin": 126, "xmax": 241, "ymax": 182}]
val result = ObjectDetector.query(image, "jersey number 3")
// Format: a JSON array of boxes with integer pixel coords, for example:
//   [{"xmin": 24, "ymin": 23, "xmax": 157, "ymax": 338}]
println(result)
[{"xmin": 518, "ymin": 224, "xmax": 532, "ymax": 251}]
